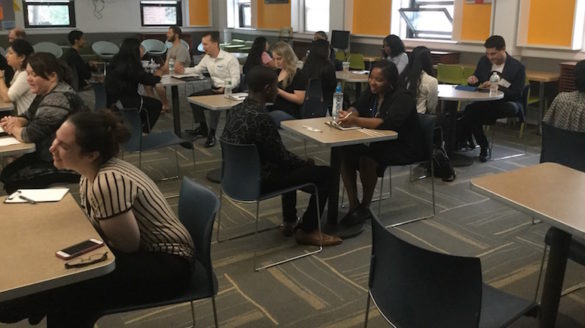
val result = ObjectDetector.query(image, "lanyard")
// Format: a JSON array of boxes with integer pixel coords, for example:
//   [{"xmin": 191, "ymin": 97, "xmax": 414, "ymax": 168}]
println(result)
[{"xmin": 370, "ymin": 97, "xmax": 378, "ymax": 118}]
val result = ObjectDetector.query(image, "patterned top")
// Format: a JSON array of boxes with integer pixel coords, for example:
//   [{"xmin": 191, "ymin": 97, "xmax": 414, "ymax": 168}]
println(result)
[
  {"xmin": 543, "ymin": 91, "xmax": 585, "ymax": 133},
  {"xmin": 79, "ymin": 158, "xmax": 194, "ymax": 259},
  {"xmin": 221, "ymin": 98, "xmax": 306, "ymax": 179}
]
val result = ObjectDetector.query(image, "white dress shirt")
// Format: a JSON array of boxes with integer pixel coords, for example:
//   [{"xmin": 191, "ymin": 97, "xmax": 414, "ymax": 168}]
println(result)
[{"xmin": 184, "ymin": 50, "xmax": 240, "ymax": 89}]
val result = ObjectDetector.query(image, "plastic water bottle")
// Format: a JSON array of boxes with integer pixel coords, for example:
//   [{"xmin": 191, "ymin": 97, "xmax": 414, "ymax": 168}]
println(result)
[
  {"xmin": 168, "ymin": 58, "xmax": 175, "ymax": 75},
  {"xmin": 332, "ymin": 83, "xmax": 343, "ymax": 120},
  {"xmin": 489, "ymin": 72, "xmax": 500, "ymax": 96},
  {"xmin": 224, "ymin": 78, "xmax": 232, "ymax": 99}
]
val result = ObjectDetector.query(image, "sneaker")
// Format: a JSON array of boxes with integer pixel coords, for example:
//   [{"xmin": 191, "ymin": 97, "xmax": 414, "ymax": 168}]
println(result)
[
  {"xmin": 185, "ymin": 126, "xmax": 208, "ymax": 137},
  {"xmin": 204, "ymin": 134, "xmax": 216, "ymax": 148},
  {"xmin": 295, "ymin": 229, "xmax": 342, "ymax": 246}
]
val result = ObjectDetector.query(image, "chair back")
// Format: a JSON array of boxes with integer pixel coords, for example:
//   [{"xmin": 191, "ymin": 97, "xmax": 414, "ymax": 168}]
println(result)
[
  {"xmin": 437, "ymin": 64, "xmax": 465, "ymax": 85},
  {"xmin": 141, "ymin": 39, "xmax": 167, "ymax": 55},
  {"xmin": 179, "ymin": 177, "xmax": 219, "ymax": 270},
  {"xmin": 418, "ymin": 113, "xmax": 436, "ymax": 162},
  {"xmin": 462, "ymin": 66, "xmax": 475, "ymax": 85},
  {"xmin": 347, "ymin": 53, "xmax": 365, "ymax": 70},
  {"xmin": 369, "ymin": 215, "xmax": 483, "ymax": 327},
  {"xmin": 92, "ymin": 41, "xmax": 119, "ymax": 59},
  {"xmin": 335, "ymin": 50, "xmax": 346, "ymax": 62},
  {"xmin": 220, "ymin": 141, "xmax": 262, "ymax": 201},
  {"xmin": 518, "ymin": 84, "xmax": 531, "ymax": 123},
  {"xmin": 33, "ymin": 42, "xmax": 63, "ymax": 58},
  {"xmin": 119, "ymin": 108, "xmax": 143, "ymax": 152},
  {"xmin": 301, "ymin": 78, "xmax": 327, "ymax": 118},
  {"xmin": 540, "ymin": 122, "xmax": 585, "ymax": 172}
]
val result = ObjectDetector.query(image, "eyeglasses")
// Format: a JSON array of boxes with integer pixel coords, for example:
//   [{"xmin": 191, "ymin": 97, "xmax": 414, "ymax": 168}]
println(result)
[{"xmin": 64, "ymin": 252, "xmax": 108, "ymax": 269}]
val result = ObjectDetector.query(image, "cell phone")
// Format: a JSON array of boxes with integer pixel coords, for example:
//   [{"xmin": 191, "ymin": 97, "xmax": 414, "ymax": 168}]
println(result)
[{"xmin": 56, "ymin": 239, "xmax": 105, "ymax": 260}]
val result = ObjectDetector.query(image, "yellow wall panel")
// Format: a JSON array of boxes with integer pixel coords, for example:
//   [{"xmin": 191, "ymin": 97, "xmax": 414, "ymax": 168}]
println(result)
[
  {"xmin": 189, "ymin": 0, "xmax": 210, "ymax": 26},
  {"xmin": 257, "ymin": 2, "xmax": 291, "ymax": 29},
  {"xmin": 460, "ymin": 3, "xmax": 491, "ymax": 41},
  {"xmin": 526, "ymin": 0, "xmax": 575, "ymax": 46},
  {"xmin": 352, "ymin": 0, "xmax": 391, "ymax": 36}
]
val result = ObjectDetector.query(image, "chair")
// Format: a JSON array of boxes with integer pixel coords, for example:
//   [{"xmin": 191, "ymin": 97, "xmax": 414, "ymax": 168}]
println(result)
[
  {"xmin": 463, "ymin": 66, "xmax": 476, "ymax": 85},
  {"xmin": 120, "ymin": 107, "xmax": 195, "ymax": 180},
  {"xmin": 92, "ymin": 41, "xmax": 119, "ymax": 60},
  {"xmin": 33, "ymin": 42, "xmax": 63, "ymax": 58},
  {"xmin": 365, "ymin": 215, "xmax": 537, "ymax": 328},
  {"xmin": 165, "ymin": 39, "xmax": 191, "ymax": 52},
  {"xmin": 335, "ymin": 50, "xmax": 346, "ymax": 62},
  {"xmin": 436, "ymin": 63, "xmax": 465, "ymax": 85},
  {"xmin": 99, "ymin": 177, "xmax": 219, "ymax": 327},
  {"xmin": 141, "ymin": 39, "xmax": 167, "ymax": 56},
  {"xmin": 217, "ymin": 141, "xmax": 323, "ymax": 271},
  {"xmin": 347, "ymin": 53, "xmax": 365, "ymax": 70},
  {"xmin": 540, "ymin": 122, "xmax": 585, "ymax": 172},
  {"xmin": 300, "ymin": 78, "xmax": 327, "ymax": 119}
]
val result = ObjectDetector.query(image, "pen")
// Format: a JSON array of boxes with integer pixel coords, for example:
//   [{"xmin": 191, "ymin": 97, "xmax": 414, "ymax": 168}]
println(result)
[
  {"xmin": 340, "ymin": 111, "xmax": 353, "ymax": 121},
  {"xmin": 18, "ymin": 194, "xmax": 36, "ymax": 204}
]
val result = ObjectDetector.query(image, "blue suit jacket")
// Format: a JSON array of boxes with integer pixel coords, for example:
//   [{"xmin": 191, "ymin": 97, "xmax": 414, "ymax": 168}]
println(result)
[{"xmin": 471, "ymin": 53, "xmax": 525, "ymax": 104}]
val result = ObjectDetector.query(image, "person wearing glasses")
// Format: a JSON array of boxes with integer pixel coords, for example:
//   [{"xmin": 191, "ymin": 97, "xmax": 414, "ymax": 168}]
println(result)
[{"xmin": 0, "ymin": 110, "xmax": 195, "ymax": 327}]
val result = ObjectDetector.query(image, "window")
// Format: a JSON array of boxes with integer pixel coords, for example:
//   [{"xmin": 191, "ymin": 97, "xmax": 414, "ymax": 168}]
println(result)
[
  {"xmin": 140, "ymin": 1, "xmax": 183, "ymax": 27},
  {"xmin": 304, "ymin": 0, "xmax": 329, "ymax": 32},
  {"xmin": 238, "ymin": 0, "xmax": 251, "ymax": 28},
  {"xmin": 23, "ymin": 0, "xmax": 75, "ymax": 28},
  {"xmin": 399, "ymin": 0, "xmax": 454, "ymax": 40}
]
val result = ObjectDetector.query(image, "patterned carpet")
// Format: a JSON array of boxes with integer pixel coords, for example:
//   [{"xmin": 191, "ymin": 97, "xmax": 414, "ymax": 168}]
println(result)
[{"xmin": 3, "ymin": 86, "xmax": 585, "ymax": 327}]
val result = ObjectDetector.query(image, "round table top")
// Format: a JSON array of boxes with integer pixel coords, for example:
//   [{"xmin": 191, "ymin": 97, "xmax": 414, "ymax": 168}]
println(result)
[{"xmin": 438, "ymin": 84, "xmax": 504, "ymax": 101}]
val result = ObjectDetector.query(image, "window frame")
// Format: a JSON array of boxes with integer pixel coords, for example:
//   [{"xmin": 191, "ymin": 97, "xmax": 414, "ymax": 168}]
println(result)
[
  {"xmin": 23, "ymin": 0, "xmax": 76, "ymax": 28},
  {"xmin": 238, "ymin": 2, "xmax": 251, "ymax": 28},
  {"xmin": 303, "ymin": 0, "xmax": 330, "ymax": 33},
  {"xmin": 139, "ymin": 0, "xmax": 183, "ymax": 27},
  {"xmin": 399, "ymin": 0, "xmax": 454, "ymax": 40}
]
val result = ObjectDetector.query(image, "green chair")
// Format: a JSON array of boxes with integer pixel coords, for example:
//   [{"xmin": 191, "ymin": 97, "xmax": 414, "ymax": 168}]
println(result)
[
  {"xmin": 437, "ymin": 64, "xmax": 465, "ymax": 85},
  {"xmin": 231, "ymin": 39, "xmax": 245, "ymax": 45},
  {"xmin": 347, "ymin": 53, "xmax": 365, "ymax": 70},
  {"xmin": 462, "ymin": 66, "xmax": 476, "ymax": 85},
  {"xmin": 335, "ymin": 50, "xmax": 346, "ymax": 62}
]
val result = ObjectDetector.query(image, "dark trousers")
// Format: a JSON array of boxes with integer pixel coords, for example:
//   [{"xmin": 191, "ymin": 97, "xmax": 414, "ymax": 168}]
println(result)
[
  {"xmin": 0, "ymin": 250, "xmax": 191, "ymax": 328},
  {"xmin": 461, "ymin": 100, "xmax": 520, "ymax": 149},
  {"xmin": 119, "ymin": 95, "xmax": 162, "ymax": 133},
  {"xmin": 261, "ymin": 165, "xmax": 332, "ymax": 232},
  {"xmin": 190, "ymin": 88, "xmax": 220, "ymax": 133}
]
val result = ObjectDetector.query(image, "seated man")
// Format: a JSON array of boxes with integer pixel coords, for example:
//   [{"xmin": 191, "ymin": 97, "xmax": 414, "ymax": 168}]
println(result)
[
  {"xmin": 175, "ymin": 32, "xmax": 240, "ymax": 147},
  {"xmin": 221, "ymin": 66, "xmax": 342, "ymax": 246},
  {"xmin": 543, "ymin": 60, "xmax": 585, "ymax": 133},
  {"xmin": 461, "ymin": 35, "xmax": 525, "ymax": 162},
  {"xmin": 62, "ymin": 30, "xmax": 96, "ymax": 90}
]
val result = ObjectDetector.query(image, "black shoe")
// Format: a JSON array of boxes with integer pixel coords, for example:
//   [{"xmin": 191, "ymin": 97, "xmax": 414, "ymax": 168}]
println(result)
[
  {"xmin": 180, "ymin": 141, "xmax": 193, "ymax": 149},
  {"xmin": 204, "ymin": 134, "xmax": 216, "ymax": 148},
  {"xmin": 185, "ymin": 126, "xmax": 208, "ymax": 137},
  {"xmin": 479, "ymin": 148, "xmax": 489, "ymax": 163},
  {"xmin": 340, "ymin": 204, "xmax": 373, "ymax": 227}
]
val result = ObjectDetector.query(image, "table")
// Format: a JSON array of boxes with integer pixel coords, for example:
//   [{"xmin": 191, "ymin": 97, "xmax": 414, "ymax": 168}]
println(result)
[
  {"xmin": 526, "ymin": 70, "xmax": 560, "ymax": 135},
  {"xmin": 0, "ymin": 194, "xmax": 115, "ymax": 302},
  {"xmin": 158, "ymin": 75, "xmax": 211, "ymax": 137},
  {"xmin": 438, "ymin": 84, "xmax": 504, "ymax": 166},
  {"xmin": 336, "ymin": 71, "xmax": 369, "ymax": 97},
  {"xmin": 470, "ymin": 162, "xmax": 585, "ymax": 327},
  {"xmin": 187, "ymin": 94, "xmax": 244, "ymax": 182},
  {"xmin": 0, "ymin": 101, "xmax": 13, "ymax": 112},
  {"xmin": 281, "ymin": 117, "xmax": 397, "ymax": 238},
  {"xmin": 0, "ymin": 137, "xmax": 35, "ymax": 157}
]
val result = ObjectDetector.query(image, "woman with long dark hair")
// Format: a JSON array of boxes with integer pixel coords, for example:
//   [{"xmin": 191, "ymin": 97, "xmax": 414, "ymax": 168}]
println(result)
[
  {"xmin": 301, "ymin": 39, "xmax": 337, "ymax": 111},
  {"xmin": 382, "ymin": 34, "xmax": 408, "ymax": 74},
  {"xmin": 337, "ymin": 61, "xmax": 423, "ymax": 222},
  {"xmin": 105, "ymin": 38, "xmax": 162, "ymax": 132},
  {"xmin": 242, "ymin": 36, "xmax": 274, "ymax": 75},
  {"xmin": 402, "ymin": 46, "xmax": 438, "ymax": 114}
]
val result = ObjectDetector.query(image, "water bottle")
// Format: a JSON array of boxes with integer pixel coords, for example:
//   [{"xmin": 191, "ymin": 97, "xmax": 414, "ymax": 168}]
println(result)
[
  {"xmin": 224, "ymin": 78, "xmax": 232, "ymax": 98},
  {"xmin": 168, "ymin": 58, "xmax": 175, "ymax": 75},
  {"xmin": 489, "ymin": 72, "xmax": 500, "ymax": 96},
  {"xmin": 332, "ymin": 83, "xmax": 343, "ymax": 120}
]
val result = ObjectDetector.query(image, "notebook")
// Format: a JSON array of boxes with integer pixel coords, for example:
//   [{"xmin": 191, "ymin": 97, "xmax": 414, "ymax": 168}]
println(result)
[
  {"xmin": 171, "ymin": 74, "xmax": 205, "ymax": 81},
  {"xmin": 4, "ymin": 188, "xmax": 69, "ymax": 204},
  {"xmin": 325, "ymin": 120, "xmax": 361, "ymax": 130}
]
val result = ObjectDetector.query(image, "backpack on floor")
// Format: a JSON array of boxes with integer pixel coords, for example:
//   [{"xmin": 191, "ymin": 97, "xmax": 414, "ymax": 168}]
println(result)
[{"xmin": 429, "ymin": 142, "xmax": 456, "ymax": 182}]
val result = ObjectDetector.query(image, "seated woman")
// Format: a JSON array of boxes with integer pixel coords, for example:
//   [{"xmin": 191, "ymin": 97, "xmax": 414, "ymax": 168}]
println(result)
[
  {"xmin": 268, "ymin": 41, "xmax": 308, "ymax": 126},
  {"xmin": 105, "ymin": 38, "xmax": 162, "ymax": 133},
  {"xmin": 382, "ymin": 34, "xmax": 409, "ymax": 75},
  {"xmin": 0, "ymin": 52, "xmax": 87, "ymax": 194},
  {"xmin": 401, "ymin": 46, "xmax": 438, "ymax": 114},
  {"xmin": 338, "ymin": 61, "xmax": 424, "ymax": 224},
  {"xmin": 301, "ymin": 39, "xmax": 337, "ymax": 113},
  {"xmin": 543, "ymin": 59, "xmax": 585, "ymax": 132},
  {"xmin": 0, "ymin": 111, "xmax": 194, "ymax": 327},
  {"xmin": 0, "ymin": 39, "xmax": 35, "ymax": 115},
  {"xmin": 242, "ymin": 36, "xmax": 275, "ymax": 76}
]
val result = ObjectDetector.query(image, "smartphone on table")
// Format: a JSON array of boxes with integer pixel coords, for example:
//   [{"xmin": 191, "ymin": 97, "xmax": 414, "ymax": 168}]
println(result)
[{"xmin": 56, "ymin": 239, "xmax": 105, "ymax": 260}]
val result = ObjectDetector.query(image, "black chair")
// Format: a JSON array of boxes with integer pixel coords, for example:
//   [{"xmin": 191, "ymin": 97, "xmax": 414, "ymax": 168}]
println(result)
[
  {"xmin": 301, "ymin": 78, "xmax": 327, "ymax": 119},
  {"xmin": 217, "ymin": 140, "xmax": 322, "ymax": 271},
  {"xmin": 365, "ymin": 215, "xmax": 537, "ymax": 328},
  {"xmin": 540, "ymin": 122, "xmax": 585, "ymax": 172},
  {"xmin": 120, "ymin": 107, "xmax": 195, "ymax": 180},
  {"xmin": 100, "ymin": 177, "xmax": 219, "ymax": 327}
]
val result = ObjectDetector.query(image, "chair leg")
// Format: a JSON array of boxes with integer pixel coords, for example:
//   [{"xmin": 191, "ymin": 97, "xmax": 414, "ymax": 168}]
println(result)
[
  {"xmin": 211, "ymin": 296, "xmax": 219, "ymax": 328},
  {"xmin": 216, "ymin": 189, "xmax": 224, "ymax": 242},
  {"xmin": 190, "ymin": 301, "xmax": 196, "ymax": 327},
  {"xmin": 534, "ymin": 243, "xmax": 549, "ymax": 302},
  {"xmin": 377, "ymin": 175, "xmax": 384, "ymax": 218},
  {"xmin": 364, "ymin": 293, "xmax": 371, "ymax": 328},
  {"xmin": 253, "ymin": 201, "xmax": 260, "ymax": 271}
]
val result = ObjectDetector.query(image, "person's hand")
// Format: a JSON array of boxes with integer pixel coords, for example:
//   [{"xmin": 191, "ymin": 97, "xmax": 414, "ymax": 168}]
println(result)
[
  {"xmin": 337, "ymin": 110, "xmax": 356, "ymax": 127},
  {"xmin": 212, "ymin": 87, "xmax": 224, "ymax": 94},
  {"xmin": 467, "ymin": 75, "xmax": 479, "ymax": 85},
  {"xmin": 478, "ymin": 81, "xmax": 491, "ymax": 89},
  {"xmin": 174, "ymin": 62, "xmax": 185, "ymax": 74},
  {"xmin": 153, "ymin": 69, "xmax": 163, "ymax": 77},
  {"xmin": 1, "ymin": 116, "xmax": 26, "ymax": 135}
]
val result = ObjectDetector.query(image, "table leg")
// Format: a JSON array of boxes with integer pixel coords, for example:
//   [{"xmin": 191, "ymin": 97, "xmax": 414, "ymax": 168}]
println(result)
[
  {"xmin": 443, "ymin": 100, "xmax": 474, "ymax": 167},
  {"xmin": 171, "ymin": 85, "xmax": 181, "ymax": 136},
  {"xmin": 539, "ymin": 227, "xmax": 572, "ymax": 328},
  {"xmin": 537, "ymin": 81, "xmax": 545, "ymax": 136}
]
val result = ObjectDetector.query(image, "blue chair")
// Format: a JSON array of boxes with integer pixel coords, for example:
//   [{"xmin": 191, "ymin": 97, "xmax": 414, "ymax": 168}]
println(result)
[
  {"xmin": 365, "ymin": 215, "xmax": 537, "ymax": 328},
  {"xmin": 92, "ymin": 41, "xmax": 119, "ymax": 60},
  {"xmin": 217, "ymin": 141, "xmax": 323, "ymax": 271},
  {"xmin": 141, "ymin": 39, "xmax": 167, "ymax": 56},
  {"xmin": 33, "ymin": 42, "xmax": 63, "ymax": 58},
  {"xmin": 99, "ymin": 177, "xmax": 219, "ymax": 327},
  {"xmin": 120, "ymin": 107, "xmax": 195, "ymax": 180}
]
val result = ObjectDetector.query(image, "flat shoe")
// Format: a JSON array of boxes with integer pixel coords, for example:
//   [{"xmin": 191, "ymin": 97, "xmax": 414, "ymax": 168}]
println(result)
[
  {"xmin": 340, "ymin": 205, "xmax": 372, "ymax": 227},
  {"xmin": 295, "ymin": 230, "xmax": 342, "ymax": 246}
]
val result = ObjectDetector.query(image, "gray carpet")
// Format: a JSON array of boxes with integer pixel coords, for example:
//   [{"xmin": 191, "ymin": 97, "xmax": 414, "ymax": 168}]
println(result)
[{"xmin": 3, "ymin": 86, "xmax": 585, "ymax": 327}]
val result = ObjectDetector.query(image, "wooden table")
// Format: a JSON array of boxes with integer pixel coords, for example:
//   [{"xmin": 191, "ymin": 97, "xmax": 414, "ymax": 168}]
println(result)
[
  {"xmin": 0, "ymin": 194, "xmax": 115, "ymax": 302},
  {"xmin": 471, "ymin": 162, "xmax": 585, "ymax": 327},
  {"xmin": 0, "ymin": 101, "xmax": 14, "ymax": 112},
  {"xmin": 281, "ymin": 117, "xmax": 397, "ymax": 237},
  {"xmin": 526, "ymin": 70, "xmax": 561, "ymax": 134},
  {"xmin": 0, "ymin": 137, "xmax": 35, "ymax": 157},
  {"xmin": 438, "ymin": 84, "xmax": 504, "ymax": 166}
]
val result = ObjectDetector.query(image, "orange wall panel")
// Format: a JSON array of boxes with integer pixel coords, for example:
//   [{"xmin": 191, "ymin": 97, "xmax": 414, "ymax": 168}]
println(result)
[
  {"xmin": 526, "ymin": 0, "xmax": 575, "ymax": 46},
  {"xmin": 460, "ymin": 3, "xmax": 491, "ymax": 41},
  {"xmin": 189, "ymin": 0, "xmax": 210, "ymax": 26},
  {"xmin": 257, "ymin": 2, "xmax": 291, "ymax": 29},
  {"xmin": 352, "ymin": 0, "xmax": 391, "ymax": 36}
]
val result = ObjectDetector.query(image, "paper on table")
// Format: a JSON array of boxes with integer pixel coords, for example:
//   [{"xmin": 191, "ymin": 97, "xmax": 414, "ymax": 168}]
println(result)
[
  {"xmin": 0, "ymin": 137, "xmax": 20, "ymax": 147},
  {"xmin": 4, "ymin": 188, "xmax": 69, "ymax": 204},
  {"xmin": 229, "ymin": 93, "xmax": 248, "ymax": 101},
  {"xmin": 324, "ymin": 120, "xmax": 361, "ymax": 130}
]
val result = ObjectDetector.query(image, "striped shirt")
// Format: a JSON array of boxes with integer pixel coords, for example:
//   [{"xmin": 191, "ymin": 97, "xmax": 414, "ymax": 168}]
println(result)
[{"xmin": 79, "ymin": 158, "xmax": 194, "ymax": 259}]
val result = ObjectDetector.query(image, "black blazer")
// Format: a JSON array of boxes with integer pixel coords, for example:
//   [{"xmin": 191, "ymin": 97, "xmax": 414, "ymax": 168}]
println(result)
[
  {"xmin": 105, "ymin": 60, "xmax": 161, "ymax": 107},
  {"xmin": 470, "ymin": 53, "xmax": 525, "ymax": 103}
]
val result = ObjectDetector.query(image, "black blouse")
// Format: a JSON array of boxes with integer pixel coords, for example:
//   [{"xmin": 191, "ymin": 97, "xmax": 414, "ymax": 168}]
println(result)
[
  {"xmin": 271, "ymin": 68, "xmax": 308, "ymax": 119},
  {"xmin": 105, "ymin": 60, "xmax": 161, "ymax": 107}
]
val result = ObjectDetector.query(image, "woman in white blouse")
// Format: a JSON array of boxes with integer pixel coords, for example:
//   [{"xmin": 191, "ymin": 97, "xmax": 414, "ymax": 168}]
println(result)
[
  {"xmin": 402, "ymin": 46, "xmax": 438, "ymax": 114},
  {"xmin": 382, "ymin": 34, "xmax": 409, "ymax": 75},
  {"xmin": 0, "ymin": 39, "xmax": 35, "ymax": 114}
]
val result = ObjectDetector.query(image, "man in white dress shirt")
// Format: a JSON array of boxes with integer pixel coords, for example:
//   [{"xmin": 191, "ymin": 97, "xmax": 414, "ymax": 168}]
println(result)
[{"xmin": 175, "ymin": 32, "xmax": 240, "ymax": 147}]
